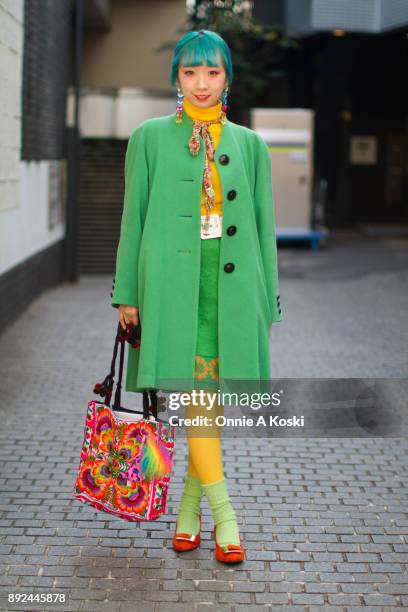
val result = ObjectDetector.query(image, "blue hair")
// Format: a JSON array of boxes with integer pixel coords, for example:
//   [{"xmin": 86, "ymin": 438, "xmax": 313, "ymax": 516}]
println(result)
[{"xmin": 169, "ymin": 30, "xmax": 233, "ymax": 88}]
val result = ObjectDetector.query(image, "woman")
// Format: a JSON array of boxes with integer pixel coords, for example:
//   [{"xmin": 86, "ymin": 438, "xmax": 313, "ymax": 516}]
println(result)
[{"xmin": 111, "ymin": 30, "xmax": 282, "ymax": 563}]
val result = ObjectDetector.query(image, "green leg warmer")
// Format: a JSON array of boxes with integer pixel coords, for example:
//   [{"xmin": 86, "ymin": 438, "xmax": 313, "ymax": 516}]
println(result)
[
  {"xmin": 176, "ymin": 473, "xmax": 203, "ymax": 536},
  {"xmin": 202, "ymin": 478, "xmax": 240, "ymax": 547}
]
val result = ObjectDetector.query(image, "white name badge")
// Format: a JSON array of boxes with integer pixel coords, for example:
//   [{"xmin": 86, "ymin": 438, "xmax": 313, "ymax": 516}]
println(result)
[{"xmin": 201, "ymin": 214, "xmax": 222, "ymax": 239}]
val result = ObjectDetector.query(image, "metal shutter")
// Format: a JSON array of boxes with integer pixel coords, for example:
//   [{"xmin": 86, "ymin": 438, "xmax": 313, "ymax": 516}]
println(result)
[{"xmin": 79, "ymin": 138, "xmax": 127, "ymax": 273}]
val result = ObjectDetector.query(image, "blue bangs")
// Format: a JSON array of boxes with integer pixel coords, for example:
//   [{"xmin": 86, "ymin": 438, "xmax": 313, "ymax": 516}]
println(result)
[{"xmin": 170, "ymin": 30, "xmax": 233, "ymax": 87}]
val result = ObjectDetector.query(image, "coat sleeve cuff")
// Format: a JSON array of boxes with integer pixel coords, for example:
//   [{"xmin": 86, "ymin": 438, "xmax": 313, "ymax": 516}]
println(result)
[
  {"xmin": 110, "ymin": 277, "xmax": 139, "ymax": 309},
  {"xmin": 111, "ymin": 295, "xmax": 139, "ymax": 309}
]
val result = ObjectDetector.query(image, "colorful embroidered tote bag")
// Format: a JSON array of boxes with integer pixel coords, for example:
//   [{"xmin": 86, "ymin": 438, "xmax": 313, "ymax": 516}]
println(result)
[{"xmin": 73, "ymin": 322, "xmax": 175, "ymax": 521}]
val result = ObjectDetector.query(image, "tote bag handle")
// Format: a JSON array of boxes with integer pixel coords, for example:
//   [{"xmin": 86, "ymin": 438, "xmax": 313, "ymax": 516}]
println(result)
[{"xmin": 104, "ymin": 322, "xmax": 157, "ymax": 420}]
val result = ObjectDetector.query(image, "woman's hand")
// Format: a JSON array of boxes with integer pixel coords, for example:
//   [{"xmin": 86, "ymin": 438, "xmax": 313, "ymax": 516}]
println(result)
[{"xmin": 118, "ymin": 305, "xmax": 139, "ymax": 330}]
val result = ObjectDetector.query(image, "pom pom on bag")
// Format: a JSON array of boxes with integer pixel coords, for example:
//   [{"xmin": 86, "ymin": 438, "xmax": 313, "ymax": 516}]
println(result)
[
  {"xmin": 140, "ymin": 434, "xmax": 173, "ymax": 481},
  {"xmin": 73, "ymin": 322, "xmax": 175, "ymax": 521}
]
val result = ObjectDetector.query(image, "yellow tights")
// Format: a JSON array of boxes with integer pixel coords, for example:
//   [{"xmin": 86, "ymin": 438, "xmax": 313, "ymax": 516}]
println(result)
[
  {"xmin": 177, "ymin": 392, "xmax": 240, "ymax": 546},
  {"xmin": 177, "ymin": 391, "xmax": 240, "ymax": 546},
  {"xmin": 184, "ymin": 391, "xmax": 225, "ymax": 485}
]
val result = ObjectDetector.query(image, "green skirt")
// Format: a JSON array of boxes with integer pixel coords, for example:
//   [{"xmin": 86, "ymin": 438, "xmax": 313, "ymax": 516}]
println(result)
[{"xmin": 193, "ymin": 237, "xmax": 221, "ymax": 390}]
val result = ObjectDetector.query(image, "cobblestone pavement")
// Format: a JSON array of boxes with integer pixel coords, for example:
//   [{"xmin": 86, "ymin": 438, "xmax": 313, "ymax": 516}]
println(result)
[{"xmin": 0, "ymin": 231, "xmax": 407, "ymax": 611}]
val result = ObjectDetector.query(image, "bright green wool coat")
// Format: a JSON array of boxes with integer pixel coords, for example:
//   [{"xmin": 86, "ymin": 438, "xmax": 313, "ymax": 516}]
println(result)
[{"xmin": 111, "ymin": 111, "xmax": 282, "ymax": 396}]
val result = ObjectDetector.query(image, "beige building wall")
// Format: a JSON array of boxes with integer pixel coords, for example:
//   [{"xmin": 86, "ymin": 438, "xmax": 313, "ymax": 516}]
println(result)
[{"xmin": 82, "ymin": 0, "xmax": 187, "ymax": 93}]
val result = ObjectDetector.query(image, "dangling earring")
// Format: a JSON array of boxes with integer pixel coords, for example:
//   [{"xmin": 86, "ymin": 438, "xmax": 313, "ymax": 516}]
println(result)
[
  {"xmin": 176, "ymin": 87, "xmax": 184, "ymax": 124},
  {"xmin": 220, "ymin": 87, "xmax": 228, "ymax": 124}
]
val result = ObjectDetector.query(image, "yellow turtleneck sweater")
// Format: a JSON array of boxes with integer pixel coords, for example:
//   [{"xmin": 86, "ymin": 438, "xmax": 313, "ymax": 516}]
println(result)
[{"xmin": 183, "ymin": 96, "xmax": 223, "ymax": 218}]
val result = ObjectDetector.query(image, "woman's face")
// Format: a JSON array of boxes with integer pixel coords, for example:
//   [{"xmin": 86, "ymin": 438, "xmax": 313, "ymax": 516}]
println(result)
[{"xmin": 177, "ymin": 59, "xmax": 228, "ymax": 108}]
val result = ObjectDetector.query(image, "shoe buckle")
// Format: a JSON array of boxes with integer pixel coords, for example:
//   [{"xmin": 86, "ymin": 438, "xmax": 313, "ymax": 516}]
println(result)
[
  {"xmin": 176, "ymin": 533, "xmax": 196, "ymax": 542},
  {"xmin": 222, "ymin": 544, "xmax": 242, "ymax": 554}
]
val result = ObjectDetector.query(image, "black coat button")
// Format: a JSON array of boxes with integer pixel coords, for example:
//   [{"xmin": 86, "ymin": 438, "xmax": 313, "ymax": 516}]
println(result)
[
  {"xmin": 226, "ymin": 225, "xmax": 237, "ymax": 236},
  {"xmin": 219, "ymin": 154, "xmax": 230, "ymax": 165},
  {"xmin": 224, "ymin": 262, "xmax": 235, "ymax": 273},
  {"xmin": 227, "ymin": 190, "xmax": 237, "ymax": 200}
]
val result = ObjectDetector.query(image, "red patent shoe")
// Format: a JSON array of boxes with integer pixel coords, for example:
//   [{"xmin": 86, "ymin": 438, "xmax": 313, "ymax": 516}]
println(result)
[
  {"xmin": 213, "ymin": 525, "xmax": 245, "ymax": 563},
  {"xmin": 172, "ymin": 513, "xmax": 201, "ymax": 552}
]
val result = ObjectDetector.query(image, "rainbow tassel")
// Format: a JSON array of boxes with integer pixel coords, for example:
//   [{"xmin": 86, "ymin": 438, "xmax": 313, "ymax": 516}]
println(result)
[{"xmin": 140, "ymin": 434, "xmax": 172, "ymax": 481}]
